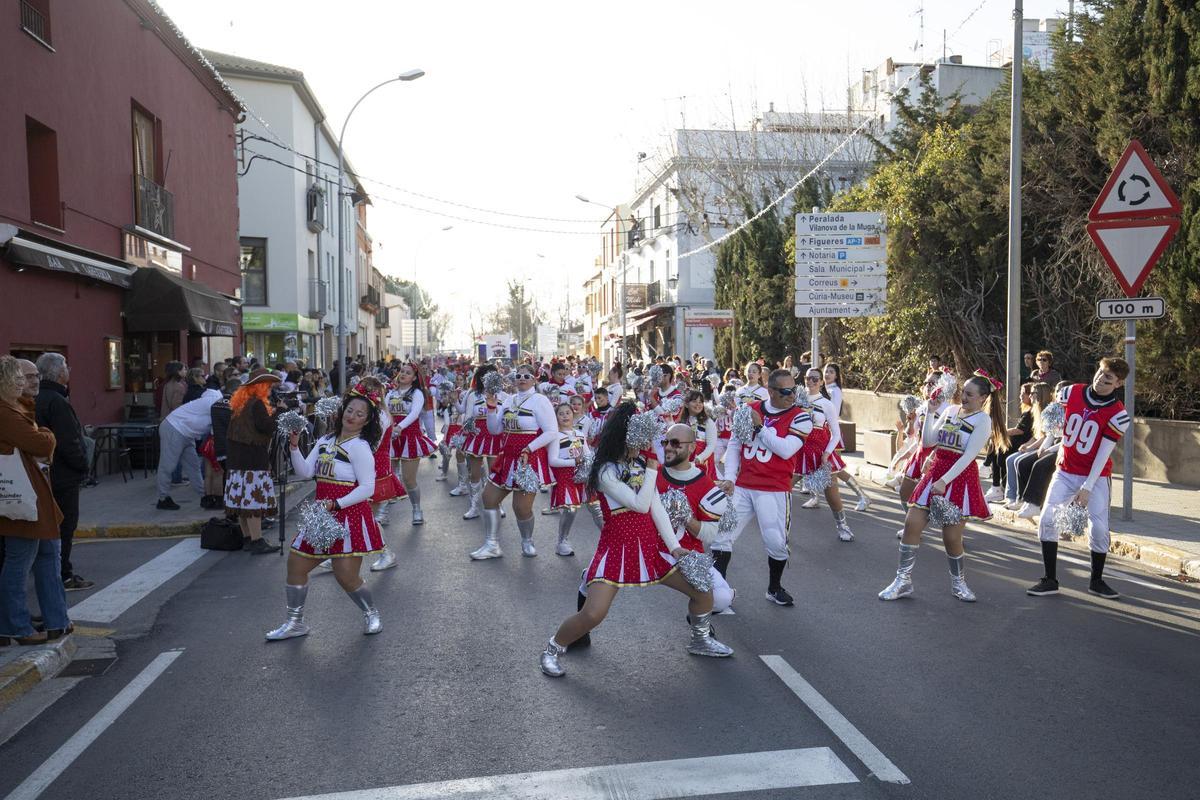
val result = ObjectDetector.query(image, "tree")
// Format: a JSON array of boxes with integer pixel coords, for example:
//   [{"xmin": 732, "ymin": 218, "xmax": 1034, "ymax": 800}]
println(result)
[
  {"xmin": 384, "ymin": 276, "xmax": 449, "ymax": 350},
  {"xmin": 484, "ymin": 280, "xmax": 544, "ymax": 356}
]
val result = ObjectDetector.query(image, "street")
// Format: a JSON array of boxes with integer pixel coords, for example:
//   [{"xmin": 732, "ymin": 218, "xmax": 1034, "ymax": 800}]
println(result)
[{"xmin": 2, "ymin": 475, "xmax": 1198, "ymax": 800}]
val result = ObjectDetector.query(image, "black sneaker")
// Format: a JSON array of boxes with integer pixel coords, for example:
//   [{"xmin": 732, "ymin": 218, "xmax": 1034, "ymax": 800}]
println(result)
[
  {"xmin": 156, "ymin": 497, "xmax": 181, "ymax": 510},
  {"xmin": 765, "ymin": 586, "xmax": 794, "ymax": 606},
  {"xmin": 246, "ymin": 538, "xmax": 280, "ymax": 555},
  {"xmin": 1026, "ymin": 577, "xmax": 1060, "ymax": 596},
  {"xmin": 63, "ymin": 575, "xmax": 95, "ymax": 591},
  {"xmin": 1088, "ymin": 579, "xmax": 1120, "ymax": 599}
]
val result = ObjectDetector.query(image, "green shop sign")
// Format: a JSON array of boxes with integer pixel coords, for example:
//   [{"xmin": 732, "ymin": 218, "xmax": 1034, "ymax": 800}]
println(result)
[{"xmin": 242, "ymin": 312, "xmax": 321, "ymax": 334}]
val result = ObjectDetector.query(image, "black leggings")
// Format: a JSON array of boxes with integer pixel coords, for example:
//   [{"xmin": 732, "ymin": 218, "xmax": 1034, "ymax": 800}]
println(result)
[{"xmin": 1019, "ymin": 452, "xmax": 1059, "ymax": 506}]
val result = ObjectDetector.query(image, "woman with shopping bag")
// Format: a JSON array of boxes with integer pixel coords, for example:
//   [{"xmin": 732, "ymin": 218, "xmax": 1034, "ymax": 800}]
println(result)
[{"xmin": 0, "ymin": 355, "xmax": 70, "ymax": 646}]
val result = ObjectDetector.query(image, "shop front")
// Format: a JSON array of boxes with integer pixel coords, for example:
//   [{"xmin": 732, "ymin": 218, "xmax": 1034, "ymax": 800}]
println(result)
[{"xmin": 243, "ymin": 312, "xmax": 324, "ymax": 368}]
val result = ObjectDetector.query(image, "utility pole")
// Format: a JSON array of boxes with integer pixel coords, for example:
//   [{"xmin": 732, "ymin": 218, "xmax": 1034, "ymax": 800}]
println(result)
[{"xmin": 1005, "ymin": 0, "xmax": 1024, "ymax": 418}]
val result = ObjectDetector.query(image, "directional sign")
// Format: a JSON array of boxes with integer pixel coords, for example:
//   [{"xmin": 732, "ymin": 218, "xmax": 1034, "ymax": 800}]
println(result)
[
  {"xmin": 1089, "ymin": 140, "xmax": 1181, "ymax": 221},
  {"xmin": 1096, "ymin": 296, "xmax": 1166, "ymax": 321},
  {"xmin": 795, "ymin": 289, "xmax": 886, "ymax": 305},
  {"xmin": 795, "ymin": 274, "xmax": 888, "ymax": 290},
  {"xmin": 796, "ymin": 233, "xmax": 886, "ymax": 249},
  {"xmin": 795, "ymin": 247, "xmax": 887, "ymax": 264},
  {"xmin": 795, "ymin": 212, "xmax": 884, "ymax": 236},
  {"xmin": 796, "ymin": 261, "xmax": 887, "ymax": 277},
  {"xmin": 794, "ymin": 303, "xmax": 885, "ymax": 318},
  {"xmin": 1086, "ymin": 218, "xmax": 1179, "ymax": 297}
]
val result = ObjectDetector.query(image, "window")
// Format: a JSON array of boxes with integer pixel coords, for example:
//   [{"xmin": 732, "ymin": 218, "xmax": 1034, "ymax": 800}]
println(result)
[
  {"xmin": 649, "ymin": 260, "xmax": 655, "ymax": 285},
  {"xmin": 25, "ymin": 116, "xmax": 62, "ymax": 228},
  {"xmin": 20, "ymin": 0, "xmax": 52, "ymax": 47},
  {"xmin": 239, "ymin": 238, "xmax": 267, "ymax": 306},
  {"xmin": 653, "ymin": 204, "xmax": 661, "ymax": 231},
  {"xmin": 132, "ymin": 106, "xmax": 161, "ymax": 184}
]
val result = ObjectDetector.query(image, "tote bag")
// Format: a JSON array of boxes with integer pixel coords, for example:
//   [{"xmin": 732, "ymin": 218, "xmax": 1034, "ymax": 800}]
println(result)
[{"xmin": 0, "ymin": 450, "xmax": 39, "ymax": 521}]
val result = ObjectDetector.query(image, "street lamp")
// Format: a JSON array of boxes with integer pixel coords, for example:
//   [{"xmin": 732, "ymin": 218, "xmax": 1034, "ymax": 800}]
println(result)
[
  {"xmin": 335, "ymin": 68, "xmax": 424, "ymax": 391},
  {"xmin": 576, "ymin": 194, "xmax": 627, "ymax": 363}
]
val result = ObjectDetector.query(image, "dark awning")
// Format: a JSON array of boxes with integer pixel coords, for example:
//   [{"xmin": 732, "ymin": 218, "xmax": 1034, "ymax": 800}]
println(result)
[
  {"xmin": 1, "ymin": 225, "xmax": 133, "ymax": 289},
  {"xmin": 124, "ymin": 267, "xmax": 239, "ymax": 337}
]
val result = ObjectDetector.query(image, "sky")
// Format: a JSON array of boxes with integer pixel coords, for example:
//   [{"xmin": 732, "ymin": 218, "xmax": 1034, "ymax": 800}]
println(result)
[{"xmin": 157, "ymin": 0, "xmax": 1066, "ymax": 349}]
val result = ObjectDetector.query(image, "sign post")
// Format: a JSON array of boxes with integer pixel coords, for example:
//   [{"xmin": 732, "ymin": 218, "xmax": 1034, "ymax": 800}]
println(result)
[{"xmin": 1087, "ymin": 139, "xmax": 1180, "ymax": 521}]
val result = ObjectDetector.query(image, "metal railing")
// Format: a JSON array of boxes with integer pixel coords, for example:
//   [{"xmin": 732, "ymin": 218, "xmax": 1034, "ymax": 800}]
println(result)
[
  {"xmin": 134, "ymin": 174, "xmax": 174, "ymax": 239},
  {"xmin": 308, "ymin": 279, "xmax": 328, "ymax": 318},
  {"xmin": 20, "ymin": 0, "xmax": 49, "ymax": 45}
]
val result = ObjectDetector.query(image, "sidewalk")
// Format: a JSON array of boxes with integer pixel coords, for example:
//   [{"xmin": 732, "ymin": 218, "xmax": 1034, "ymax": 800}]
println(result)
[{"xmin": 841, "ymin": 438, "xmax": 1200, "ymax": 581}]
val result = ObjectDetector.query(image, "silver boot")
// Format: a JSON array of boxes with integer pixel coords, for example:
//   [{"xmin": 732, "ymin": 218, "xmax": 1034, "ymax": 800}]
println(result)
[
  {"xmin": 409, "ymin": 484, "xmax": 424, "ymax": 525},
  {"xmin": 435, "ymin": 445, "xmax": 450, "ymax": 481},
  {"xmin": 948, "ymin": 554, "xmax": 977, "ymax": 602},
  {"xmin": 370, "ymin": 547, "xmax": 397, "ymax": 571},
  {"xmin": 470, "ymin": 508, "xmax": 503, "ymax": 559},
  {"xmin": 834, "ymin": 510, "xmax": 854, "ymax": 542},
  {"xmin": 463, "ymin": 480, "xmax": 482, "ymax": 520},
  {"xmin": 346, "ymin": 584, "xmax": 382, "ymax": 634},
  {"xmin": 556, "ymin": 509, "xmax": 576, "ymax": 556},
  {"xmin": 265, "ymin": 584, "xmax": 310, "ymax": 641},
  {"xmin": 449, "ymin": 461, "xmax": 469, "ymax": 496},
  {"xmin": 540, "ymin": 638, "xmax": 566, "ymax": 677},
  {"xmin": 686, "ymin": 612, "xmax": 734, "ymax": 657},
  {"xmin": 518, "ymin": 516, "xmax": 537, "ymax": 557},
  {"xmin": 585, "ymin": 501, "xmax": 605, "ymax": 530},
  {"xmin": 879, "ymin": 543, "xmax": 919, "ymax": 600}
]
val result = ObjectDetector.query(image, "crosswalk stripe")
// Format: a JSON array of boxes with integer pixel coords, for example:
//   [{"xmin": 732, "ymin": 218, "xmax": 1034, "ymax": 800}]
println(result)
[
  {"xmin": 273, "ymin": 747, "xmax": 858, "ymax": 799},
  {"xmin": 68, "ymin": 539, "xmax": 208, "ymax": 623}
]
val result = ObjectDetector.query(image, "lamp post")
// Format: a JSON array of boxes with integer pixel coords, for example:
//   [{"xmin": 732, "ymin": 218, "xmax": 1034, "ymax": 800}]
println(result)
[
  {"xmin": 577, "ymin": 194, "xmax": 626, "ymax": 362},
  {"xmin": 335, "ymin": 68, "xmax": 424, "ymax": 391}
]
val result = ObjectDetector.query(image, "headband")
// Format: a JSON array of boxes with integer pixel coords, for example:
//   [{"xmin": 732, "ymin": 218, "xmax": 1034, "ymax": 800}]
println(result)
[
  {"xmin": 972, "ymin": 369, "xmax": 1003, "ymax": 393},
  {"xmin": 349, "ymin": 383, "xmax": 382, "ymax": 406}
]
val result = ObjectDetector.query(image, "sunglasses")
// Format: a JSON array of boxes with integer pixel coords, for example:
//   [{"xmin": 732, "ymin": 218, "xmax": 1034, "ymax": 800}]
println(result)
[
  {"xmin": 804, "ymin": 376, "xmax": 821, "ymax": 382},
  {"xmin": 515, "ymin": 373, "xmax": 535, "ymax": 380},
  {"xmin": 771, "ymin": 386, "xmax": 795, "ymax": 396},
  {"xmin": 664, "ymin": 438, "xmax": 694, "ymax": 448}
]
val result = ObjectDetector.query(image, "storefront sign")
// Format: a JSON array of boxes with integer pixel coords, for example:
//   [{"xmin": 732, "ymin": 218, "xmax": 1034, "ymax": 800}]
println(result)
[{"xmin": 243, "ymin": 312, "xmax": 320, "ymax": 334}]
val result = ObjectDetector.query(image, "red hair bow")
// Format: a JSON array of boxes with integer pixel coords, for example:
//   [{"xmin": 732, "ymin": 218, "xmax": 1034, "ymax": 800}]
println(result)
[
  {"xmin": 350, "ymin": 383, "xmax": 381, "ymax": 406},
  {"xmin": 973, "ymin": 369, "xmax": 1003, "ymax": 393}
]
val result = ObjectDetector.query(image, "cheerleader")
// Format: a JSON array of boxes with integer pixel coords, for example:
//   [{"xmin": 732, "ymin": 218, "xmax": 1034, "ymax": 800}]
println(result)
[
  {"xmin": 436, "ymin": 383, "xmax": 470, "ymax": 498},
  {"xmin": 539, "ymin": 403, "xmax": 733, "ymax": 677},
  {"xmin": 387, "ymin": 362, "xmax": 438, "ymax": 525},
  {"xmin": 460, "ymin": 364, "xmax": 504, "ymax": 520},
  {"xmin": 539, "ymin": 360, "xmax": 577, "ymax": 399},
  {"xmin": 568, "ymin": 394, "xmax": 588, "ymax": 439},
  {"xmin": 822, "ymin": 362, "xmax": 871, "ymax": 512},
  {"xmin": 892, "ymin": 373, "xmax": 949, "ymax": 538},
  {"xmin": 711, "ymin": 384, "xmax": 735, "ymax": 478},
  {"xmin": 354, "ymin": 378, "xmax": 405, "ymax": 573},
  {"xmin": 546, "ymin": 402, "xmax": 588, "ymax": 556},
  {"xmin": 737, "ymin": 361, "xmax": 770, "ymax": 405},
  {"xmin": 879, "ymin": 372, "xmax": 1008, "ymax": 603},
  {"xmin": 470, "ymin": 365, "xmax": 557, "ymax": 560},
  {"xmin": 679, "ymin": 391, "xmax": 718, "ymax": 479},
  {"xmin": 649, "ymin": 364, "xmax": 685, "ymax": 422},
  {"xmin": 604, "ymin": 364, "xmax": 625, "ymax": 407},
  {"xmin": 268, "ymin": 390, "xmax": 385, "ymax": 640},
  {"xmin": 418, "ymin": 363, "xmax": 439, "ymax": 445},
  {"xmin": 795, "ymin": 369, "xmax": 854, "ymax": 541}
]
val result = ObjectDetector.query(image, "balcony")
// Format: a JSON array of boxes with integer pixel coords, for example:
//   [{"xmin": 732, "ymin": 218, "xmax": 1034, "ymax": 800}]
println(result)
[
  {"xmin": 308, "ymin": 279, "xmax": 328, "ymax": 318},
  {"xmin": 359, "ymin": 285, "xmax": 381, "ymax": 313},
  {"xmin": 375, "ymin": 305, "xmax": 389, "ymax": 331},
  {"xmin": 134, "ymin": 174, "xmax": 174, "ymax": 240},
  {"xmin": 20, "ymin": 0, "xmax": 51, "ymax": 47},
  {"xmin": 646, "ymin": 281, "xmax": 662, "ymax": 307}
]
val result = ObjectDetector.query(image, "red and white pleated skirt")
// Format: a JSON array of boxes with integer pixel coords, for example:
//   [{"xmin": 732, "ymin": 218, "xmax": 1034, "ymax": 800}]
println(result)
[
  {"xmin": 903, "ymin": 444, "xmax": 934, "ymax": 480},
  {"xmin": 549, "ymin": 465, "xmax": 586, "ymax": 509},
  {"xmin": 291, "ymin": 480, "xmax": 385, "ymax": 558},
  {"xmin": 584, "ymin": 509, "xmax": 676, "ymax": 587},
  {"xmin": 371, "ymin": 424, "xmax": 406, "ymax": 503},
  {"xmin": 794, "ymin": 427, "xmax": 845, "ymax": 475},
  {"xmin": 463, "ymin": 417, "xmax": 503, "ymax": 457},
  {"xmin": 910, "ymin": 448, "xmax": 991, "ymax": 521},
  {"xmin": 487, "ymin": 431, "xmax": 554, "ymax": 491},
  {"xmin": 392, "ymin": 422, "xmax": 437, "ymax": 460}
]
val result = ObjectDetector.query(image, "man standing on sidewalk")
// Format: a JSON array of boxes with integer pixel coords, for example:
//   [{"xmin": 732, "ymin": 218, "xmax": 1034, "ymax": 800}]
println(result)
[
  {"xmin": 33, "ymin": 353, "xmax": 94, "ymax": 591},
  {"xmin": 156, "ymin": 383, "xmax": 221, "ymax": 511}
]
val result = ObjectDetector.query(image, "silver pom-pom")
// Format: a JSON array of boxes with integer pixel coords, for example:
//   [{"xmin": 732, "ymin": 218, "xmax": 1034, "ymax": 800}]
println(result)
[
  {"xmin": 274, "ymin": 409, "xmax": 308, "ymax": 437},
  {"xmin": 512, "ymin": 460, "xmax": 541, "ymax": 493},
  {"xmin": 298, "ymin": 501, "xmax": 345, "ymax": 554},
  {"xmin": 573, "ymin": 451, "xmax": 594, "ymax": 484},
  {"xmin": 928, "ymin": 494, "xmax": 964, "ymax": 527},
  {"xmin": 716, "ymin": 505, "xmax": 738, "ymax": 537},
  {"xmin": 315, "ymin": 396, "xmax": 342, "ymax": 421},
  {"xmin": 804, "ymin": 465, "xmax": 832, "ymax": 494},
  {"xmin": 1040, "ymin": 401, "xmax": 1066, "ymax": 437},
  {"xmin": 545, "ymin": 385, "xmax": 561, "ymax": 405},
  {"xmin": 731, "ymin": 404, "xmax": 756, "ymax": 443},
  {"xmin": 936, "ymin": 372, "xmax": 957, "ymax": 400},
  {"xmin": 676, "ymin": 550, "xmax": 714, "ymax": 592},
  {"xmin": 501, "ymin": 375, "xmax": 517, "ymax": 394},
  {"xmin": 659, "ymin": 395, "xmax": 684, "ymax": 416},
  {"xmin": 707, "ymin": 373, "xmax": 721, "ymax": 389},
  {"xmin": 647, "ymin": 364, "xmax": 663, "ymax": 388},
  {"xmin": 625, "ymin": 410, "xmax": 661, "ymax": 450},
  {"xmin": 900, "ymin": 394, "xmax": 921, "ymax": 414},
  {"xmin": 719, "ymin": 389, "xmax": 737, "ymax": 410},
  {"xmin": 661, "ymin": 488, "xmax": 692, "ymax": 532},
  {"xmin": 449, "ymin": 430, "xmax": 467, "ymax": 450},
  {"xmin": 482, "ymin": 371, "xmax": 503, "ymax": 396},
  {"xmin": 1053, "ymin": 502, "xmax": 1089, "ymax": 538},
  {"xmin": 587, "ymin": 360, "xmax": 603, "ymax": 377},
  {"xmin": 630, "ymin": 373, "xmax": 643, "ymax": 393}
]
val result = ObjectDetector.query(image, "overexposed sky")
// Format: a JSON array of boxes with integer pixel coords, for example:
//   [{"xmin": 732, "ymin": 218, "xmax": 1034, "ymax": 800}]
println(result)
[{"xmin": 158, "ymin": 0, "xmax": 1065, "ymax": 348}]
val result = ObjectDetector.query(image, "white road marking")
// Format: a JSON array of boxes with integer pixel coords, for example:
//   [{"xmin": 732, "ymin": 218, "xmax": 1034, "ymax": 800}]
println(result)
[
  {"xmin": 760, "ymin": 655, "xmax": 910, "ymax": 785},
  {"xmin": 273, "ymin": 747, "xmax": 857, "ymax": 799},
  {"xmin": 3, "ymin": 650, "xmax": 183, "ymax": 800},
  {"xmin": 68, "ymin": 539, "xmax": 208, "ymax": 623}
]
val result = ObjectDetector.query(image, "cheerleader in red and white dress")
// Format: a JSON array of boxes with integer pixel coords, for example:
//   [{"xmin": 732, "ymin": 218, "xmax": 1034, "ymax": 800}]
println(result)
[
  {"xmin": 539, "ymin": 403, "xmax": 733, "ymax": 677},
  {"xmin": 347, "ymin": 378, "xmax": 405, "ymax": 574},
  {"xmin": 460, "ymin": 364, "xmax": 505, "ymax": 521},
  {"xmin": 470, "ymin": 365, "xmax": 558, "ymax": 560},
  {"xmin": 737, "ymin": 362, "xmax": 770, "ymax": 405},
  {"xmin": 679, "ymin": 391, "xmax": 718, "ymax": 480},
  {"xmin": 879, "ymin": 372, "xmax": 1008, "ymax": 603},
  {"xmin": 821, "ymin": 362, "xmax": 871, "ymax": 512},
  {"xmin": 436, "ymin": 384, "xmax": 471, "ymax": 499},
  {"xmin": 387, "ymin": 362, "xmax": 437, "ymax": 525},
  {"xmin": 794, "ymin": 370, "xmax": 855, "ymax": 541},
  {"xmin": 267, "ymin": 392, "xmax": 385, "ymax": 640},
  {"xmin": 711, "ymin": 384, "xmax": 735, "ymax": 477},
  {"xmin": 546, "ymin": 402, "xmax": 589, "ymax": 556},
  {"xmin": 893, "ymin": 374, "xmax": 949, "ymax": 538}
]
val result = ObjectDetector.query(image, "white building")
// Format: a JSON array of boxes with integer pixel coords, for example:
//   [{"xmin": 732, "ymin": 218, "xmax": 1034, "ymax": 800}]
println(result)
[
  {"xmin": 205, "ymin": 50, "xmax": 369, "ymax": 370},
  {"xmin": 383, "ymin": 292, "xmax": 412, "ymax": 359}
]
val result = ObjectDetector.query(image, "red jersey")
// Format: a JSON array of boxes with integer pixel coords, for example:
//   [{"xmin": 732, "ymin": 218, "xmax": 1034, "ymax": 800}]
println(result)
[
  {"xmin": 650, "ymin": 386, "xmax": 684, "ymax": 422},
  {"xmin": 734, "ymin": 401, "xmax": 812, "ymax": 492},
  {"xmin": 1056, "ymin": 383, "xmax": 1129, "ymax": 478},
  {"xmin": 656, "ymin": 466, "xmax": 727, "ymax": 553}
]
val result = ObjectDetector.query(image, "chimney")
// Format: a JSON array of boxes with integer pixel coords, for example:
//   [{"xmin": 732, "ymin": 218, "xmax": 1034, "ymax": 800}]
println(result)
[{"xmin": 768, "ymin": 101, "xmax": 775, "ymax": 113}]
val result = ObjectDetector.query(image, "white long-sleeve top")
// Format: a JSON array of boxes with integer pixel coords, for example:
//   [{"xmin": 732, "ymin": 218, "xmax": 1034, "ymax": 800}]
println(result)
[
  {"xmin": 486, "ymin": 388, "xmax": 558, "ymax": 452},
  {"xmin": 921, "ymin": 404, "xmax": 992, "ymax": 485},
  {"xmin": 690, "ymin": 416, "xmax": 719, "ymax": 463},
  {"xmin": 605, "ymin": 382, "xmax": 624, "ymax": 407},
  {"xmin": 596, "ymin": 462, "xmax": 681, "ymax": 552},
  {"xmin": 385, "ymin": 387, "xmax": 424, "ymax": 431},
  {"xmin": 826, "ymin": 383, "xmax": 844, "ymax": 446},
  {"xmin": 807, "ymin": 394, "xmax": 840, "ymax": 456},
  {"xmin": 736, "ymin": 384, "xmax": 769, "ymax": 405},
  {"xmin": 547, "ymin": 429, "xmax": 587, "ymax": 468},
  {"xmin": 291, "ymin": 434, "xmax": 376, "ymax": 508}
]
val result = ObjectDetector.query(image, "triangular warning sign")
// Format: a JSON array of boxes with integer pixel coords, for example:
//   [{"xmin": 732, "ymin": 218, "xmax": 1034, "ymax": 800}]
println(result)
[
  {"xmin": 1086, "ymin": 219, "xmax": 1179, "ymax": 297},
  {"xmin": 1089, "ymin": 140, "xmax": 1181, "ymax": 221}
]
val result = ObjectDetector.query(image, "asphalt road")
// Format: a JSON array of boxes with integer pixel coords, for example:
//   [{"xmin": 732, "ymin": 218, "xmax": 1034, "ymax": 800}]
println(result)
[{"xmin": 2, "ymin": 469, "xmax": 1198, "ymax": 800}]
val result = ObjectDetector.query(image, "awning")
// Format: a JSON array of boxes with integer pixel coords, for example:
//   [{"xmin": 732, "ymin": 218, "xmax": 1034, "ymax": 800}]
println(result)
[
  {"xmin": 1, "ymin": 224, "xmax": 134, "ymax": 289},
  {"xmin": 124, "ymin": 267, "xmax": 239, "ymax": 337},
  {"xmin": 628, "ymin": 303, "xmax": 673, "ymax": 327}
]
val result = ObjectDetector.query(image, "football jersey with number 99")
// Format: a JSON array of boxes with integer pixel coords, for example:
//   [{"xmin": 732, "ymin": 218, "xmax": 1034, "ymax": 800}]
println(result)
[{"xmin": 1057, "ymin": 383, "xmax": 1129, "ymax": 478}]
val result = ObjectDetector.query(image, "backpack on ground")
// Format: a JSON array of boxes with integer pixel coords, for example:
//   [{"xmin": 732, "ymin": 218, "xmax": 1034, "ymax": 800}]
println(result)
[{"xmin": 200, "ymin": 516, "xmax": 243, "ymax": 550}]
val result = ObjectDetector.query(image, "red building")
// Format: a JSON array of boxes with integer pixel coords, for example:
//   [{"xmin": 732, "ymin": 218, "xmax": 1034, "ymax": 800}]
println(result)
[{"xmin": 1, "ymin": 0, "xmax": 243, "ymax": 425}]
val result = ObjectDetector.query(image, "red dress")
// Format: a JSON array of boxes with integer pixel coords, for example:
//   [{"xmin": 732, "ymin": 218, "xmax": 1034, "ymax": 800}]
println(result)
[
  {"xmin": 909, "ymin": 408, "xmax": 991, "ymax": 521},
  {"xmin": 290, "ymin": 437, "xmax": 386, "ymax": 558},
  {"xmin": 393, "ymin": 421, "xmax": 437, "ymax": 459},
  {"xmin": 584, "ymin": 463, "xmax": 676, "ymax": 587},
  {"xmin": 488, "ymin": 431, "xmax": 554, "ymax": 490},
  {"xmin": 463, "ymin": 416, "xmax": 503, "ymax": 457},
  {"xmin": 371, "ymin": 422, "xmax": 406, "ymax": 503}
]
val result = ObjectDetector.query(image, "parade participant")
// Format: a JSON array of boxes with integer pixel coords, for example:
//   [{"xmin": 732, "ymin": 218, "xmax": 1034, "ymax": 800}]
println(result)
[
  {"xmin": 223, "ymin": 369, "xmax": 282, "ymax": 555},
  {"xmin": 356, "ymin": 378, "xmax": 405, "ymax": 571},
  {"xmin": 819, "ymin": 362, "xmax": 871, "ymax": 512},
  {"xmin": 268, "ymin": 391, "xmax": 384, "ymax": 640},
  {"xmin": 574, "ymin": 362, "xmax": 596, "ymax": 404},
  {"xmin": 604, "ymin": 364, "xmax": 625, "ymax": 407},
  {"xmin": 539, "ymin": 404, "xmax": 733, "ymax": 677},
  {"xmin": 795, "ymin": 369, "xmax": 855, "ymax": 542},
  {"xmin": 711, "ymin": 383, "xmax": 735, "ymax": 477},
  {"xmin": 387, "ymin": 363, "xmax": 437, "ymax": 525},
  {"xmin": 658, "ymin": 423, "xmax": 735, "ymax": 613},
  {"xmin": 460, "ymin": 363, "xmax": 504, "ymax": 520},
  {"xmin": 879, "ymin": 372, "xmax": 1007, "ymax": 603},
  {"xmin": 712, "ymin": 369, "xmax": 813, "ymax": 607},
  {"xmin": 1027, "ymin": 359, "xmax": 1130, "ymax": 600},
  {"xmin": 679, "ymin": 390, "xmax": 718, "ymax": 479},
  {"xmin": 546, "ymin": 402, "xmax": 588, "ymax": 556},
  {"xmin": 436, "ymin": 383, "xmax": 470, "ymax": 499},
  {"xmin": 538, "ymin": 360, "xmax": 577, "ymax": 399},
  {"xmin": 569, "ymin": 394, "xmax": 588, "ymax": 439},
  {"xmin": 418, "ymin": 363, "xmax": 438, "ymax": 450},
  {"xmin": 586, "ymin": 384, "xmax": 613, "ymax": 448},
  {"xmin": 891, "ymin": 372, "xmax": 948, "ymax": 538},
  {"xmin": 736, "ymin": 361, "xmax": 769, "ymax": 405},
  {"xmin": 649, "ymin": 364, "xmax": 685, "ymax": 423},
  {"xmin": 470, "ymin": 365, "xmax": 557, "ymax": 559}
]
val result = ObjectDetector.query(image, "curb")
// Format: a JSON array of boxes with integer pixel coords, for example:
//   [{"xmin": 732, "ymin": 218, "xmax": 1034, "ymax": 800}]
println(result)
[
  {"xmin": 846, "ymin": 461, "xmax": 1200, "ymax": 581},
  {"xmin": 0, "ymin": 636, "xmax": 78, "ymax": 714}
]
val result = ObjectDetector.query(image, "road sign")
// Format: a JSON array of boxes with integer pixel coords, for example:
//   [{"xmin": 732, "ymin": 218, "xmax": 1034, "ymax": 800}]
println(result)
[
  {"xmin": 1085, "ymin": 218, "xmax": 1179, "ymax": 297},
  {"xmin": 794, "ymin": 274, "xmax": 888, "ymax": 290},
  {"xmin": 796, "ymin": 233, "xmax": 885, "ymax": 249},
  {"xmin": 1089, "ymin": 140, "xmax": 1181, "ymax": 221},
  {"xmin": 795, "ymin": 212, "xmax": 884, "ymax": 236},
  {"xmin": 683, "ymin": 309, "xmax": 734, "ymax": 328},
  {"xmin": 794, "ymin": 303, "xmax": 885, "ymax": 318},
  {"xmin": 1096, "ymin": 296, "xmax": 1166, "ymax": 320},
  {"xmin": 795, "ymin": 261, "xmax": 887, "ymax": 277},
  {"xmin": 795, "ymin": 289, "xmax": 886, "ymax": 305},
  {"xmin": 795, "ymin": 247, "xmax": 887, "ymax": 264}
]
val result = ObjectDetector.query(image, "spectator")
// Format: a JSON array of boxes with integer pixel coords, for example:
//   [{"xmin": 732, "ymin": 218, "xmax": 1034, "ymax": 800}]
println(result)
[
  {"xmin": 0, "ymin": 355, "xmax": 70, "ymax": 645},
  {"xmin": 182, "ymin": 367, "xmax": 207, "ymax": 404},
  {"xmin": 156, "ymin": 383, "xmax": 222, "ymax": 511},
  {"xmin": 33, "ymin": 353, "xmax": 94, "ymax": 591},
  {"xmin": 984, "ymin": 381, "xmax": 1037, "ymax": 502},
  {"xmin": 1023, "ymin": 352, "xmax": 1036, "ymax": 375},
  {"xmin": 1031, "ymin": 351, "xmax": 1062, "ymax": 386},
  {"xmin": 207, "ymin": 378, "xmax": 240, "ymax": 513},
  {"xmin": 161, "ymin": 361, "xmax": 187, "ymax": 418},
  {"xmin": 224, "ymin": 370, "xmax": 282, "ymax": 554}
]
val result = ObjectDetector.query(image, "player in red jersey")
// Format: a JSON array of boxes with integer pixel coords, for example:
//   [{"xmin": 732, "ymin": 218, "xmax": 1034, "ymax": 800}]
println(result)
[
  {"xmin": 1027, "ymin": 358, "xmax": 1131, "ymax": 600},
  {"xmin": 711, "ymin": 369, "xmax": 813, "ymax": 607}
]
